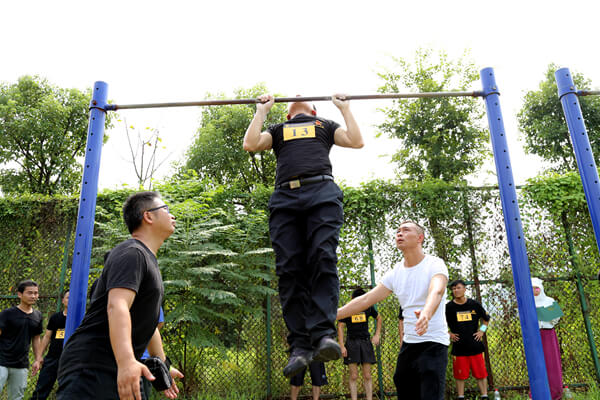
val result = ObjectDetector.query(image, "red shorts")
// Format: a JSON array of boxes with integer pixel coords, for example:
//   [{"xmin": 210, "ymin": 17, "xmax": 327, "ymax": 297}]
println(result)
[{"xmin": 452, "ymin": 353, "xmax": 488, "ymax": 380}]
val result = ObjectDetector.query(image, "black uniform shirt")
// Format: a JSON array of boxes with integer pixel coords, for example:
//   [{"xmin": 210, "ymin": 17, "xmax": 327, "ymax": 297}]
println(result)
[
  {"xmin": 268, "ymin": 114, "xmax": 339, "ymax": 185},
  {"xmin": 45, "ymin": 311, "xmax": 66, "ymax": 359},
  {"xmin": 340, "ymin": 306, "xmax": 378, "ymax": 339},
  {"xmin": 0, "ymin": 306, "xmax": 43, "ymax": 368},
  {"xmin": 445, "ymin": 298, "xmax": 490, "ymax": 356},
  {"xmin": 58, "ymin": 239, "xmax": 163, "ymax": 377}
]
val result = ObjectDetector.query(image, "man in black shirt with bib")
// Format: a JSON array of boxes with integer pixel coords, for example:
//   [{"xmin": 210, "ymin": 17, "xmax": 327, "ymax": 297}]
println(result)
[
  {"xmin": 0, "ymin": 280, "xmax": 43, "ymax": 400},
  {"xmin": 244, "ymin": 94, "xmax": 363, "ymax": 378},
  {"xmin": 57, "ymin": 191, "xmax": 183, "ymax": 400},
  {"xmin": 446, "ymin": 280, "xmax": 490, "ymax": 400},
  {"xmin": 30, "ymin": 290, "xmax": 69, "ymax": 400}
]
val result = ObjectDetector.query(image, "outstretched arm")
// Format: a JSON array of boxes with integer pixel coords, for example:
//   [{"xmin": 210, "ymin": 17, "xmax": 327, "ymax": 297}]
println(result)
[
  {"xmin": 414, "ymin": 274, "xmax": 448, "ymax": 335},
  {"xmin": 243, "ymin": 94, "xmax": 274, "ymax": 152},
  {"xmin": 337, "ymin": 283, "xmax": 391, "ymax": 320},
  {"xmin": 332, "ymin": 94, "xmax": 364, "ymax": 149}
]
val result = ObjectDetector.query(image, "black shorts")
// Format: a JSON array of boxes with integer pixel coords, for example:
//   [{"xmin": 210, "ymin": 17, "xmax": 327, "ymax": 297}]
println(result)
[
  {"xmin": 344, "ymin": 337, "xmax": 376, "ymax": 365},
  {"xmin": 290, "ymin": 361, "xmax": 328, "ymax": 387}
]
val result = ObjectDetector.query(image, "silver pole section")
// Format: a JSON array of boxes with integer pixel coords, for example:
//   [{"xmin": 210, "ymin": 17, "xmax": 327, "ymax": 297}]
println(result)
[{"xmin": 105, "ymin": 91, "xmax": 483, "ymax": 111}]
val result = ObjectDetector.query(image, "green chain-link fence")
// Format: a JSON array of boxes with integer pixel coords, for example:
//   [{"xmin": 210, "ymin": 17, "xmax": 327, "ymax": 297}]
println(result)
[{"xmin": 1, "ymin": 183, "xmax": 600, "ymax": 399}]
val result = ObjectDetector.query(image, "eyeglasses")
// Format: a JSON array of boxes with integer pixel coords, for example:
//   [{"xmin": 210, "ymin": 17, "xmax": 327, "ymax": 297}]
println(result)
[{"xmin": 146, "ymin": 204, "xmax": 169, "ymax": 213}]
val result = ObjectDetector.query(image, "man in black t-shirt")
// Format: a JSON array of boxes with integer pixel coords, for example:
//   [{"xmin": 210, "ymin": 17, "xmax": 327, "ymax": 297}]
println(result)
[
  {"xmin": 57, "ymin": 191, "xmax": 183, "ymax": 400},
  {"xmin": 337, "ymin": 288, "xmax": 382, "ymax": 400},
  {"xmin": 30, "ymin": 290, "xmax": 69, "ymax": 400},
  {"xmin": 446, "ymin": 280, "xmax": 490, "ymax": 400},
  {"xmin": 0, "ymin": 280, "xmax": 43, "ymax": 400},
  {"xmin": 244, "ymin": 94, "xmax": 364, "ymax": 378}
]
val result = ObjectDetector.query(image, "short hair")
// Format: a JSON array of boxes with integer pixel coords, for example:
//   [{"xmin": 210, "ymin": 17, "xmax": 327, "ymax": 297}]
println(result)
[
  {"xmin": 351, "ymin": 288, "xmax": 366, "ymax": 299},
  {"xmin": 122, "ymin": 191, "xmax": 161, "ymax": 234},
  {"xmin": 399, "ymin": 220, "xmax": 426, "ymax": 243},
  {"xmin": 449, "ymin": 279, "xmax": 466, "ymax": 289},
  {"xmin": 17, "ymin": 280, "xmax": 38, "ymax": 293},
  {"xmin": 61, "ymin": 290, "xmax": 70, "ymax": 299}
]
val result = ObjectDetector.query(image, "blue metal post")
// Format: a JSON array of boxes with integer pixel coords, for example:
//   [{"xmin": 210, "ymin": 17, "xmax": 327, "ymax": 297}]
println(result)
[
  {"xmin": 555, "ymin": 68, "xmax": 600, "ymax": 258},
  {"xmin": 481, "ymin": 68, "xmax": 551, "ymax": 399},
  {"xmin": 64, "ymin": 81, "xmax": 108, "ymax": 343}
]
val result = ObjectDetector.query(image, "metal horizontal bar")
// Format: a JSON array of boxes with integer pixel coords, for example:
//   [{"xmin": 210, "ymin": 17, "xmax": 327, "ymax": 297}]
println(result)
[
  {"xmin": 578, "ymin": 90, "xmax": 600, "ymax": 96},
  {"xmin": 105, "ymin": 91, "xmax": 483, "ymax": 111}
]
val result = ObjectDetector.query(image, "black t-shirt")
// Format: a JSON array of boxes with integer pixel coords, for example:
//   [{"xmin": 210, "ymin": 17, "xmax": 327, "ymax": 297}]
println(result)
[
  {"xmin": 46, "ymin": 311, "xmax": 66, "ymax": 359},
  {"xmin": 268, "ymin": 114, "xmax": 340, "ymax": 185},
  {"xmin": 0, "ymin": 306, "xmax": 43, "ymax": 368},
  {"xmin": 445, "ymin": 298, "xmax": 490, "ymax": 356},
  {"xmin": 340, "ymin": 306, "xmax": 378, "ymax": 339},
  {"xmin": 58, "ymin": 239, "xmax": 164, "ymax": 377}
]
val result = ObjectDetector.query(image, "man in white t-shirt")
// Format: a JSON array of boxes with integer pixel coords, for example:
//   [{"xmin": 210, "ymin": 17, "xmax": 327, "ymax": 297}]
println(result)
[{"xmin": 337, "ymin": 221, "xmax": 449, "ymax": 400}]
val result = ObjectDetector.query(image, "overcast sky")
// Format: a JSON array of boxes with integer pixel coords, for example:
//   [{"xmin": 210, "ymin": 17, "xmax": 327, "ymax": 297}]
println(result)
[{"xmin": 2, "ymin": 0, "xmax": 599, "ymax": 190}]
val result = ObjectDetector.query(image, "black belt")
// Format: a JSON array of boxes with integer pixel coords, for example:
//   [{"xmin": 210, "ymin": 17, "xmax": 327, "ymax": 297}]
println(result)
[{"xmin": 275, "ymin": 175, "xmax": 333, "ymax": 189}]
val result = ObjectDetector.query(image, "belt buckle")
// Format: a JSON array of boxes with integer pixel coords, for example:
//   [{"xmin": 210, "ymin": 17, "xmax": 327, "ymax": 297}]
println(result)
[{"xmin": 289, "ymin": 179, "xmax": 301, "ymax": 189}]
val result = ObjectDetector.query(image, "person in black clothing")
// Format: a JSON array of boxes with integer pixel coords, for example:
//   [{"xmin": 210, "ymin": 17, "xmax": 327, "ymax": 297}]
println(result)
[
  {"xmin": 244, "ymin": 94, "xmax": 364, "ymax": 378},
  {"xmin": 0, "ymin": 280, "xmax": 43, "ymax": 400},
  {"xmin": 30, "ymin": 290, "xmax": 69, "ymax": 400},
  {"xmin": 290, "ymin": 361, "xmax": 328, "ymax": 400},
  {"xmin": 57, "ymin": 191, "xmax": 183, "ymax": 400},
  {"xmin": 446, "ymin": 280, "xmax": 490, "ymax": 400},
  {"xmin": 337, "ymin": 288, "xmax": 382, "ymax": 400}
]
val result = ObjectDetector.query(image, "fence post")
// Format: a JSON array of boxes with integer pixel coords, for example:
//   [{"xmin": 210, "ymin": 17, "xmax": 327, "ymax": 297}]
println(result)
[
  {"xmin": 64, "ymin": 81, "xmax": 108, "ymax": 343},
  {"xmin": 561, "ymin": 212, "xmax": 600, "ymax": 382},
  {"xmin": 56, "ymin": 223, "xmax": 72, "ymax": 313},
  {"xmin": 480, "ymin": 67, "xmax": 551, "ymax": 399},
  {"xmin": 554, "ymin": 68, "xmax": 600, "ymax": 262},
  {"xmin": 462, "ymin": 190, "xmax": 495, "ymax": 389},
  {"xmin": 367, "ymin": 231, "xmax": 385, "ymax": 399}
]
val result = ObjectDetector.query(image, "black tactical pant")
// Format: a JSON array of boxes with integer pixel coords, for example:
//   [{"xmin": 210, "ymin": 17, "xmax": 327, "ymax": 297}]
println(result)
[
  {"xmin": 30, "ymin": 356, "xmax": 59, "ymax": 400},
  {"xmin": 269, "ymin": 180, "xmax": 343, "ymax": 351}
]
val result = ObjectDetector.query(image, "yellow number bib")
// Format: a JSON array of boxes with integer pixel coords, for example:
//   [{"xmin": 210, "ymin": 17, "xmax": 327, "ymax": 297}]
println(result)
[
  {"xmin": 283, "ymin": 123, "xmax": 316, "ymax": 141},
  {"xmin": 55, "ymin": 329, "xmax": 65, "ymax": 339},
  {"xmin": 456, "ymin": 311, "xmax": 473, "ymax": 322},
  {"xmin": 351, "ymin": 313, "xmax": 367, "ymax": 323}
]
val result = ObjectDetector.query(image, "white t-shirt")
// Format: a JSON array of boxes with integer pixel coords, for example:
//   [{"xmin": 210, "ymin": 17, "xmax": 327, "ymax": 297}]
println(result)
[{"xmin": 381, "ymin": 254, "xmax": 450, "ymax": 346}]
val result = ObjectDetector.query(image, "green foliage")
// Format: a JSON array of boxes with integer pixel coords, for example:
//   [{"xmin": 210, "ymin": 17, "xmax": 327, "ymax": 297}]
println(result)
[
  {"xmin": 0, "ymin": 75, "xmax": 113, "ymax": 195},
  {"xmin": 518, "ymin": 63, "xmax": 600, "ymax": 172},
  {"xmin": 182, "ymin": 84, "xmax": 287, "ymax": 192},
  {"xmin": 377, "ymin": 48, "xmax": 489, "ymax": 181},
  {"xmin": 523, "ymin": 171, "xmax": 586, "ymax": 218},
  {"xmin": 521, "ymin": 171, "xmax": 599, "ymax": 277}
]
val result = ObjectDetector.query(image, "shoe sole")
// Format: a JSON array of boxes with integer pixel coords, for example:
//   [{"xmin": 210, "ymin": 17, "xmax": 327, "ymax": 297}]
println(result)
[
  {"xmin": 312, "ymin": 345, "xmax": 341, "ymax": 362},
  {"xmin": 283, "ymin": 358, "xmax": 310, "ymax": 379}
]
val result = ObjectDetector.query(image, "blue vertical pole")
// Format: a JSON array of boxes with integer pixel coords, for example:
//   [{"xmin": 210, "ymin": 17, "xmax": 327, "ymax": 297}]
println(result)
[
  {"xmin": 64, "ymin": 81, "xmax": 108, "ymax": 343},
  {"xmin": 480, "ymin": 68, "xmax": 551, "ymax": 399},
  {"xmin": 554, "ymin": 68, "xmax": 600, "ymax": 257}
]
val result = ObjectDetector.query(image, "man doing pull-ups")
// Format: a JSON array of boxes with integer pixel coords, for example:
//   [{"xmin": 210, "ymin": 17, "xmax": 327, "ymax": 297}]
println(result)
[{"xmin": 243, "ymin": 94, "xmax": 364, "ymax": 378}]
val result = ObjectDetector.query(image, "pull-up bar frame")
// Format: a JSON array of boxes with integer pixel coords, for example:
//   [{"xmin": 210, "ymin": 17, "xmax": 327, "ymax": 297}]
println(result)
[
  {"xmin": 105, "ymin": 91, "xmax": 483, "ymax": 111},
  {"xmin": 65, "ymin": 69, "xmax": 551, "ymax": 399}
]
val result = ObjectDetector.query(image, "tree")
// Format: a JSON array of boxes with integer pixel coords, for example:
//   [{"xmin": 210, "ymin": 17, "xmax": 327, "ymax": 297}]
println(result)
[
  {"xmin": 518, "ymin": 64, "xmax": 600, "ymax": 172},
  {"xmin": 377, "ymin": 48, "xmax": 488, "ymax": 182},
  {"xmin": 377, "ymin": 49, "xmax": 489, "ymax": 262},
  {"xmin": 0, "ymin": 76, "xmax": 112, "ymax": 195},
  {"xmin": 182, "ymin": 84, "xmax": 286, "ymax": 191},
  {"xmin": 122, "ymin": 119, "xmax": 171, "ymax": 190}
]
